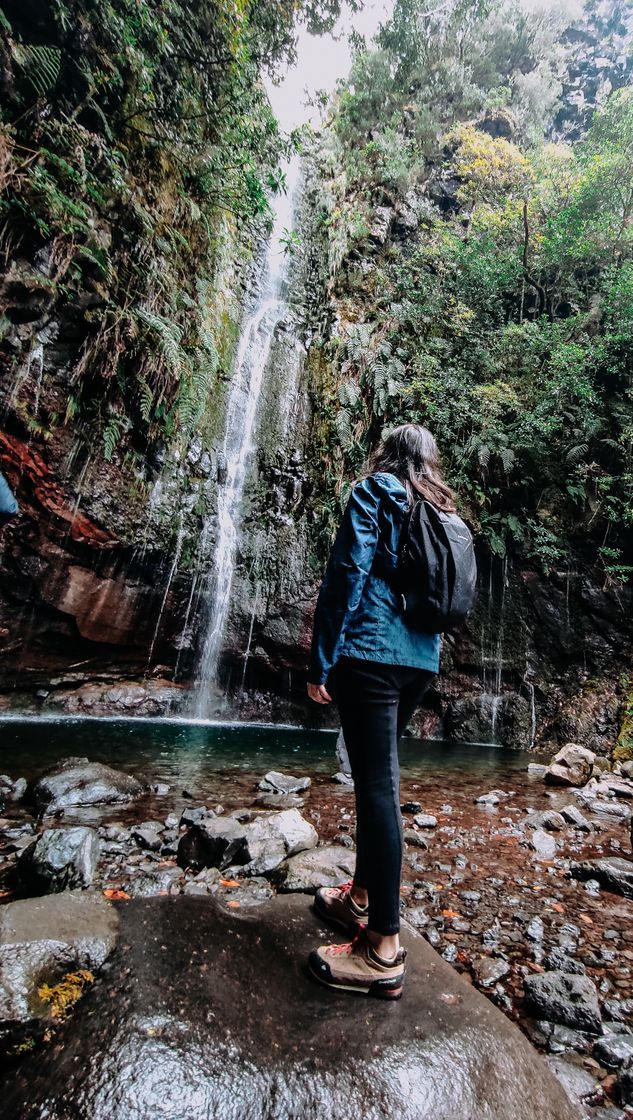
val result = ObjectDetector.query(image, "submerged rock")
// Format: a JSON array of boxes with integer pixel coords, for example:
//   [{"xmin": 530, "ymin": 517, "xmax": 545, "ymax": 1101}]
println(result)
[
  {"xmin": 18, "ymin": 827, "xmax": 100, "ymax": 892},
  {"xmin": 1, "ymin": 895, "xmax": 580, "ymax": 1120},
  {"xmin": 256, "ymin": 771, "xmax": 311, "ymax": 795},
  {"xmin": 545, "ymin": 744, "xmax": 595, "ymax": 787},
  {"xmin": 570, "ymin": 857, "xmax": 633, "ymax": 899},
  {"xmin": 29, "ymin": 758, "xmax": 145, "ymax": 815},
  {"xmin": 524, "ymin": 970, "xmax": 602, "ymax": 1033}
]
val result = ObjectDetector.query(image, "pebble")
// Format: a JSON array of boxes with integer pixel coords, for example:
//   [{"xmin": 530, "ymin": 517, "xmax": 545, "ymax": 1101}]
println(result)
[{"xmin": 413, "ymin": 813, "xmax": 437, "ymax": 829}]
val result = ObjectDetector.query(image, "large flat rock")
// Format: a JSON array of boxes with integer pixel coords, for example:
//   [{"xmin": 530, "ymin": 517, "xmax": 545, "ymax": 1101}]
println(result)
[{"xmin": 1, "ymin": 895, "xmax": 579, "ymax": 1120}]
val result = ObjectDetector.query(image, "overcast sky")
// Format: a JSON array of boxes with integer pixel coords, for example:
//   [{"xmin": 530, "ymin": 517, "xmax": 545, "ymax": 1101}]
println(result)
[{"xmin": 266, "ymin": 1, "xmax": 394, "ymax": 131}]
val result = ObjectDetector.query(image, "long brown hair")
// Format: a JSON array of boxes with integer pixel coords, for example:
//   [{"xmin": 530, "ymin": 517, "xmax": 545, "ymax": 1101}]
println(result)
[{"xmin": 365, "ymin": 423, "xmax": 456, "ymax": 511}]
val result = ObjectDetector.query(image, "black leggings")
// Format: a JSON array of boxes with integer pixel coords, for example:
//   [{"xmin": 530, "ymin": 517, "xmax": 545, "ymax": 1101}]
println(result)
[{"xmin": 332, "ymin": 656, "xmax": 434, "ymax": 936}]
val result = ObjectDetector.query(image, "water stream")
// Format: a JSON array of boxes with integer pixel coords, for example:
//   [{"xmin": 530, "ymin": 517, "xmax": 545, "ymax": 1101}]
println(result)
[{"xmin": 192, "ymin": 158, "xmax": 303, "ymax": 716}]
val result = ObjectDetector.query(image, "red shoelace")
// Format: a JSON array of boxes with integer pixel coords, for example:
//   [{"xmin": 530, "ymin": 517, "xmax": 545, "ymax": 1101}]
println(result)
[{"xmin": 328, "ymin": 929, "xmax": 366, "ymax": 957}]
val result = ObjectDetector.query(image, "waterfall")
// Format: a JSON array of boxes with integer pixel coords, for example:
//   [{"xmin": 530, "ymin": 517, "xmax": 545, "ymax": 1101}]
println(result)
[{"xmin": 192, "ymin": 157, "xmax": 302, "ymax": 716}]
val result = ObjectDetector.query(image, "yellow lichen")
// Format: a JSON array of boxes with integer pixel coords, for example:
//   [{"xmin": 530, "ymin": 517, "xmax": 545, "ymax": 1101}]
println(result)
[{"xmin": 37, "ymin": 969, "xmax": 95, "ymax": 1021}]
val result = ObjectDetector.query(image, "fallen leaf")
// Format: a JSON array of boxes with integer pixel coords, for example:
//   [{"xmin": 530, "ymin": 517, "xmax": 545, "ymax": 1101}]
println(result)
[
  {"xmin": 549, "ymin": 903, "xmax": 565, "ymax": 913},
  {"xmin": 103, "ymin": 888, "xmax": 130, "ymax": 900},
  {"xmin": 441, "ymin": 909, "xmax": 461, "ymax": 918},
  {"xmin": 579, "ymin": 913, "xmax": 594, "ymax": 925},
  {"xmin": 226, "ymin": 900, "xmax": 241, "ymax": 909},
  {"xmin": 220, "ymin": 879, "xmax": 240, "ymax": 887}
]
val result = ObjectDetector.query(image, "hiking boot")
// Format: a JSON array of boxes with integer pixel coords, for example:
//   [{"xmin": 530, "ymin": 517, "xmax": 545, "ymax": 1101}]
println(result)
[
  {"xmin": 313, "ymin": 878, "xmax": 368, "ymax": 932},
  {"xmin": 309, "ymin": 928, "xmax": 406, "ymax": 1000}
]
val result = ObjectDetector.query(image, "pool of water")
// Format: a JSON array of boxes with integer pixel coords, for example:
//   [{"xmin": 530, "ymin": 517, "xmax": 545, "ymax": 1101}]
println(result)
[{"xmin": 0, "ymin": 716, "xmax": 539, "ymax": 791}]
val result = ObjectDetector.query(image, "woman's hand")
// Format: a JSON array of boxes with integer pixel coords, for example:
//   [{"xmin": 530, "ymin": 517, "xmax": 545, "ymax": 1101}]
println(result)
[{"xmin": 307, "ymin": 682, "xmax": 332, "ymax": 705}]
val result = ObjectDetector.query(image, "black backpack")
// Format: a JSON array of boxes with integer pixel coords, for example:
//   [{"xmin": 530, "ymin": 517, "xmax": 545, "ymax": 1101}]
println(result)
[{"xmin": 395, "ymin": 500, "xmax": 477, "ymax": 633}]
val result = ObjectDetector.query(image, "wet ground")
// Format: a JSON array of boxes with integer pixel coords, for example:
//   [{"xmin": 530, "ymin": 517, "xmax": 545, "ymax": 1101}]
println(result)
[{"xmin": 1, "ymin": 717, "xmax": 632, "ymax": 1112}]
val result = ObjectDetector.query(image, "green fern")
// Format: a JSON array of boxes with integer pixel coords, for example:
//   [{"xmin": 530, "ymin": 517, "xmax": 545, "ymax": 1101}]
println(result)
[
  {"xmin": 13, "ymin": 44, "xmax": 61, "ymax": 98},
  {"xmin": 103, "ymin": 414, "xmax": 125, "ymax": 460}
]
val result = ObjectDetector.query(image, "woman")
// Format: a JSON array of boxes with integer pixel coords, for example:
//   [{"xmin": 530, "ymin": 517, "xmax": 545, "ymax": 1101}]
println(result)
[{"xmin": 306, "ymin": 423, "xmax": 456, "ymax": 1000}]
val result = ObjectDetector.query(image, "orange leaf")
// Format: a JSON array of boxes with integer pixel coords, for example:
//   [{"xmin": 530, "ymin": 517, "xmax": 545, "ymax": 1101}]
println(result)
[
  {"xmin": 226, "ymin": 900, "xmax": 241, "ymax": 909},
  {"xmin": 220, "ymin": 879, "xmax": 240, "ymax": 887},
  {"xmin": 578, "ymin": 913, "xmax": 594, "ymax": 925},
  {"xmin": 549, "ymin": 903, "xmax": 565, "ymax": 913},
  {"xmin": 441, "ymin": 909, "xmax": 461, "ymax": 918},
  {"xmin": 103, "ymin": 888, "xmax": 130, "ymax": 900}
]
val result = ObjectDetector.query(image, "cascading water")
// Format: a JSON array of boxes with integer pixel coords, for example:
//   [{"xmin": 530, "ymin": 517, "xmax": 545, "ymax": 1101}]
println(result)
[{"xmin": 193, "ymin": 158, "xmax": 303, "ymax": 716}]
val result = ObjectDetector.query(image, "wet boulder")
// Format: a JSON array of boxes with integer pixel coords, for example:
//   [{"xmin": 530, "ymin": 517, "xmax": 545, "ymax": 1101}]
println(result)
[
  {"xmin": 0, "ymin": 895, "xmax": 580, "ymax": 1120},
  {"xmin": 545, "ymin": 744, "xmax": 595, "ymax": 787},
  {"xmin": 524, "ymin": 970, "xmax": 602, "ymax": 1034},
  {"xmin": 256, "ymin": 771, "xmax": 311, "ymax": 795},
  {"xmin": 0, "ymin": 775, "xmax": 27, "ymax": 803},
  {"xmin": 29, "ymin": 757, "xmax": 145, "ymax": 815},
  {"xmin": 18, "ymin": 827, "xmax": 100, "ymax": 893},
  {"xmin": 272, "ymin": 844, "xmax": 355, "ymax": 892},
  {"xmin": 178, "ymin": 809, "xmax": 318, "ymax": 876},
  {"xmin": 570, "ymin": 857, "xmax": 633, "ymax": 900},
  {"xmin": 0, "ymin": 891, "xmax": 118, "ymax": 1052}
]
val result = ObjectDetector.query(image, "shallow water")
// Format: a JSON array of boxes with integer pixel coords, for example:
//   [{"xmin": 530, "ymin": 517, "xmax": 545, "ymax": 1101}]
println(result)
[{"xmin": 0, "ymin": 716, "xmax": 539, "ymax": 792}]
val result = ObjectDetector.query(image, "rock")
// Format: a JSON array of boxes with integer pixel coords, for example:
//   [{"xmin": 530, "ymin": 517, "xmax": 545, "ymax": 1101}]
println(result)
[
  {"xmin": 543, "ymin": 948, "xmax": 585, "ymax": 975},
  {"xmin": 126, "ymin": 866, "xmax": 183, "ymax": 897},
  {"xmin": 367, "ymin": 205, "xmax": 393, "ymax": 244},
  {"xmin": 18, "ymin": 827, "xmax": 100, "ymax": 892},
  {"xmin": 401, "ymin": 801, "xmax": 422, "ymax": 814},
  {"xmin": 2, "ymin": 895, "xmax": 580, "ymax": 1120},
  {"xmin": 528, "ymin": 764, "xmax": 548, "ymax": 778},
  {"xmin": 404, "ymin": 829, "xmax": 429, "ymax": 849},
  {"xmin": 560, "ymin": 805, "xmax": 592, "ymax": 831},
  {"xmin": 253, "ymin": 793, "xmax": 305, "ymax": 810},
  {"xmin": 0, "ymin": 891, "xmax": 118, "ymax": 1042},
  {"xmin": 593, "ymin": 1034, "xmax": 633, "ymax": 1068},
  {"xmin": 413, "ymin": 813, "xmax": 438, "ymax": 829},
  {"xmin": 272, "ymin": 845, "xmax": 355, "ymax": 892},
  {"xmin": 545, "ymin": 744, "xmax": 596, "ymax": 787},
  {"xmin": 178, "ymin": 809, "xmax": 318, "ymax": 876},
  {"xmin": 603, "ymin": 998, "xmax": 633, "ymax": 1023},
  {"xmin": 404, "ymin": 906, "xmax": 429, "ymax": 930},
  {"xmin": 180, "ymin": 806, "xmax": 212, "ymax": 827},
  {"xmin": 471, "ymin": 956, "xmax": 510, "ymax": 988},
  {"xmin": 597, "ymin": 775, "xmax": 633, "ymax": 799},
  {"xmin": 131, "ymin": 825, "xmax": 163, "ymax": 852},
  {"xmin": 29, "ymin": 758, "xmax": 145, "ymax": 814},
  {"xmin": 570, "ymin": 857, "xmax": 633, "ymax": 899},
  {"xmin": 256, "ymin": 771, "xmax": 311, "ymax": 795},
  {"xmin": 530, "ymin": 828, "xmax": 558, "ymax": 859},
  {"xmin": 523, "ymin": 810, "xmax": 566, "ymax": 831},
  {"xmin": 546, "ymin": 1056, "xmax": 601, "ymax": 1110},
  {"xmin": 620, "ymin": 1065, "xmax": 633, "ymax": 1106},
  {"xmin": 332, "ymin": 772, "xmax": 354, "ymax": 786},
  {"xmin": 0, "ymin": 775, "xmax": 27, "ymax": 802},
  {"xmin": 524, "ymin": 971, "xmax": 602, "ymax": 1033}
]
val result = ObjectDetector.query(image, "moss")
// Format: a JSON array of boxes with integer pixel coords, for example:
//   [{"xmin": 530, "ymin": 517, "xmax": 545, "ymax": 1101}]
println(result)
[
  {"xmin": 614, "ymin": 692, "xmax": 633, "ymax": 762},
  {"xmin": 37, "ymin": 968, "xmax": 95, "ymax": 1021}
]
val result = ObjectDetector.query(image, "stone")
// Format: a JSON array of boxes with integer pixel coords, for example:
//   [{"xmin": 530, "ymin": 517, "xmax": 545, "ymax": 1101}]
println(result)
[
  {"xmin": 0, "ymin": 891, "xmax": 118, "ymax": 1040},
  {"xmin": 132, "ymin": 823, "xmax": 164, "ymax": 851},
  {"xmin": 524, "ymin": 970, "xmax": 602, "ymax": 1033},
  {"xmin": 545, "ymin": 744, "xmax": 596, "ymax": 787},
  {"xmin": 256, "ymin": 771, "xmax": 311, "ymax": 795},
  {"xmin": 18, "ymin": 827, "xmax": 100, "ymax": 892},
  {"xmin": 401, "ymin": 801, "xmax": 423, "ymax": 813},
  {"xmin": 560, "ymin": 804, "xmax": 592, "ymax": 831},
  {"xmin": 543, "ymin": 948, "xmax": 585, "ymax": 975},
  {"xmin": 28, "ymin": 758, "xmax": 145, "ymax": 814},
  {"xmin": 530, "ymin": 828, "xmax": 558, "ymax": 859},
  {"xmin": 0, "ymin": 775, "xmax": 27, "ymax": 802},
  {"xmin": 570, "ymin": 857, "xmax": 633, "ymax": 900},
  {"xmin": 528, "ymin": 764, "xmax": 548, "ymax": 778},
  {"xmin": 597, "ymin": 775, "xmax": 633, "ymax": 799},
  {"xmin": 404, "ymin": 829, "xmax": 429, "ymax": 849},
  {"xmin": 178, "ymin": 809, "xmax": 318, "ymax": 876},
  {"xmin": 126, "ymin": 866, "xmax": 184, "ymax": 897},
  {"xmin": 593, "ymin": 1034, "xmax": 633, "ymax": 1068},
  {"xmin": 471, "ymin": 956, "xmax": 510, "ymax": 988},
  {"xmin": 413, "ymin": 813, "xmax": 438, "ymax": 829},
  {"xmin": 523, "ymin": 810, "xmax": 566, "ymax": 831},
  {"xmin": 546, "ymin": 1056, "xmax": 601, "ymax": 1110},
  {"xmin": 272, "ymin": 845, "xmax": 355, "ymax": 892},
  {"xmin": 332, "ymin": 772, "xmax": 354, "ymax": 786},
  {"xmin": 180, "ymin": 806, "xmax": 212, "ymax": 827},
  {"xmin": 1, "ymin": 895, "xmax": 580, "ymax": 1120},
  {"xmin": 253, "ymin": 793, "xmax": 305, "ymax": 810}
]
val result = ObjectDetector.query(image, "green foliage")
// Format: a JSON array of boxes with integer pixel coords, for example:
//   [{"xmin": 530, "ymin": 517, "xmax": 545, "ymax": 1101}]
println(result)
[{"xmin": 313, "ymin": 0, "xmax": 633, "ymax": 578}]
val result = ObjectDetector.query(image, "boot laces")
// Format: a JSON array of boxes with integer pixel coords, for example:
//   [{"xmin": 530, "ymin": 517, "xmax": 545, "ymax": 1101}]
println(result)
[{"xmin": 328, "ymin": 929, "xmax": 366, "ymax": 957}]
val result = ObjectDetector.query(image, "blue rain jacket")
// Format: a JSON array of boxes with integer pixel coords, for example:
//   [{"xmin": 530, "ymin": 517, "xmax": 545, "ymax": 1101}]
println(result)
[
  {"xmin": 0, "ymin": 471, "xmax": 18, "ymax": 525},
  {"xmin": 309, "ymin": 471, "xmax": 441, "ymax": 685}
]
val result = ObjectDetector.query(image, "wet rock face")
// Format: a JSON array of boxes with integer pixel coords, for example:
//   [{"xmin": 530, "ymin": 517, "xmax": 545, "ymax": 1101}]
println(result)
[
  {"xmin": 523, "ymin": 970, "xmax": 602, "ymax": 1034},
  {"xmin": 29, "ymin": 758, "xmax": 145, "ymax": 815},
  {"xmin": 18, "ymin": 826, "xmax": 100, "ymax": 892},
  {"xmin": 1, "ymin": 895, "xmax": 580, "ymax": 1120},
  {"xmin": 0, "ymin": 891, "xmax": 119, "ymax": 1046}
]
